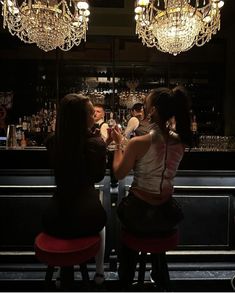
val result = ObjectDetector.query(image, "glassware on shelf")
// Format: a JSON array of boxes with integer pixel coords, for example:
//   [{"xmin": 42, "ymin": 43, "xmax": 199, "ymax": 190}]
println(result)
[
  {"xmin": 6, "ymin": 124, "xmax": 17, "ymax": 149},
  {"xmin": 198, "ymin": 135, "xmax": 231, "ymax": 151},
  {"xmin": 119, "ymin": 91, "xmax": 147, "ymax": 108},
  {"xmin": 88, "ymin": 90, "xmax": 105, "ymax": 105}
]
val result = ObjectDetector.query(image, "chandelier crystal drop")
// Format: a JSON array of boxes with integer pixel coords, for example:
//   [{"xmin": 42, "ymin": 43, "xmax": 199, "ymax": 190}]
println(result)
[
  {"xmin": 2, "ymin": 0, "xmax": 90, "ymax": 52},
  {"xmin": 134, "ymin": 0, "xmax": 224, "ymax": 56}
]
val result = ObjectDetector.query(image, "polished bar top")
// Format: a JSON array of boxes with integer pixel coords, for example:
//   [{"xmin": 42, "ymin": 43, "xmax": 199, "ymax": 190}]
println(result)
[{"xmin": 0, "ymin": 146, "xmax": 235, "ymax": 170}]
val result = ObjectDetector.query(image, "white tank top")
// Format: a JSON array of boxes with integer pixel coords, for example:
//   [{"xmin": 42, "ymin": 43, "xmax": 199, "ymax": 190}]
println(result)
[{"xmin": 131, "ymin": 125, "xmax": 184, "ymax": 197}]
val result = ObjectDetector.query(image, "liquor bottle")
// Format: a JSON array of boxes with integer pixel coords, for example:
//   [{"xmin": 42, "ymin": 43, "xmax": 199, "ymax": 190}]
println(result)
[
  {"xmin": 107, "ymin": 112, "xmax": 117, "ymax": 151},
  {"xmin": 35, "ymin": 115, "xmax": 41, "ymax": 133},
  {"xmin": 191, "ymin": 115, "xmax": 199, "ymax": 148},
  {"xmin": 47, "ymin": 118, "xmax": 52, "ymax": 133},
  {"xmin": 16, "ymin": 117, "xmax": 22, "ymax": 146},
  {"xmin": 30, "ymin": 115, "xmax": 36, "ymax": 132},
  {"xmin": 22, "ymin": 116, "xmax": 28, "ymax": 132},
  {"xmin": 51, "ymin": 115, "xmax": 56, "ymax": 132},
  {"xmin": 20, "ymin": 131, "xmax": 27, "ymax": 148}
]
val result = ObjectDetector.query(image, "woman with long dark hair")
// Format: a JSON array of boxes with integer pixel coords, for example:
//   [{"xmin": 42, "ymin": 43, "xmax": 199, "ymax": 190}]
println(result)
[
  {"xmin": 111, "ymin": 86, "xmax": 192, "ymax": 286},
  {"xmin": 43, "ymin": 93, "xmax": 107, "ymax": 237}
]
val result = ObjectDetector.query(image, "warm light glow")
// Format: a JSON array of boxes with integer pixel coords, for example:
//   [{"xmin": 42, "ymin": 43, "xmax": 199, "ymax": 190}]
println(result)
[
  {"xmin": 135, "ymin": 0, "xmax": 224, "ymax": 55},
  {"xmin": 77, "ymin": 0, "xmax": 89, "ymax": 10},
  {"xmin": 1, "ymin": 0, "xmax": 90, "ymax": 52},
  {"xmin": 136, "ymin": 0, "xmax": 150, "ymax": 6}
]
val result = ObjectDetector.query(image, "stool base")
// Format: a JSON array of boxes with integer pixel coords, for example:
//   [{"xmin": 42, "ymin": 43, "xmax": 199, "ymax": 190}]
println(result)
[
  {"xmin": 118, "ymin": 243, "xmax": 172, "ymax": 292},
  {"xmin": 44, "ymin": 263, "xmax": 91, "ymax": 291}
]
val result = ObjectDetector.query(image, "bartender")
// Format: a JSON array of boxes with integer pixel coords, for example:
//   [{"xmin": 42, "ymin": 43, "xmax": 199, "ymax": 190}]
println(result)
[{"xmin": 92, "ymin": 104, "xmax": 109, "ymax": 142}]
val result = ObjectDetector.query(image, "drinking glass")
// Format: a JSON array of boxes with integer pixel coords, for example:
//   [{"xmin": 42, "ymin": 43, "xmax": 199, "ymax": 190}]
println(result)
[{"xmin": 106, "ymin": 124, "xmax": 129, "ymax": 151}]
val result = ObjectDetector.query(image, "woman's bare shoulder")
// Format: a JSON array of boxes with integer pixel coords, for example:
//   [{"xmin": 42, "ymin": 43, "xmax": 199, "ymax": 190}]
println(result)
[
  {"xmin": 130, "ymin": 133, "xmax": 151, "ymax": 145},
  {"xmin": 127, "ymin": 134, "xmax": 151, "ymax": 158}
]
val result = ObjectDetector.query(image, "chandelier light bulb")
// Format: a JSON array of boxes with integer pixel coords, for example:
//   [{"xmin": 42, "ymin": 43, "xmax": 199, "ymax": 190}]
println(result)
[
  {"xmin": 135, "ymin": 6, "xmax": 142, "ymax": 14},
  {"xmin": 1, "ymin": 0, "xmax": 90, "ymax": 51},
  {"xmin": 137, "ymin": 0, "xmax": 150, "ymax": 6},
  {"xmin": 218, "ymin": 1, "xmax": 224, "ymax": 8},
  {"xmin": 134, "ymin": 0, "xmax": 224, "ymax": 55},
  {"xmin": 84, "ymin": 9, "xmax": 90, "ymax": 16},
  {"xmin": 203, "ymin": 15, "xmax": 212, "ymax": 23},
  {"xmin": 77, "ymin": 0, "xmax": 89, "ymax": 10}
]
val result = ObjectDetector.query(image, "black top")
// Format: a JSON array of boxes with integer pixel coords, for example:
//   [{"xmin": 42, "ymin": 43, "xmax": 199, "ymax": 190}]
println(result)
[
  {"xmin": 46, "ymin": 132, "xmax": 106, "ymax": 197},
  {"xmin": 42, "ymin": 132, "xmax": 107, "ymax": 238}
]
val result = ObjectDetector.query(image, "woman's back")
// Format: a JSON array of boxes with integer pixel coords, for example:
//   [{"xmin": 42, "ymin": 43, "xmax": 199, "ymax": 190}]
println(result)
[
  {"xmin": 42, "ymin": 94, "xmax": 107, "ymax": 238},
  {"xmin": 47, "ymin": 133, "xmax": 106, "ymax": 196},
  {"xmin": 131, "ymin": 125, "xmax": 184, "ymax": 204}
]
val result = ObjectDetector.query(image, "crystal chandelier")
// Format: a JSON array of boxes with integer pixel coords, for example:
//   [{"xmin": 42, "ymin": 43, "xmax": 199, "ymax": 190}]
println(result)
[
  {"xmin": 119, "ymin": 80, "xmax": 147, "ymax": 108},
  {"xmin": 134, "ymin": 0, "xmax": 224, "ymax": 56},
  {"xmin": 1, "ymin": 0, "xmax": 90, "ymax": 52}
]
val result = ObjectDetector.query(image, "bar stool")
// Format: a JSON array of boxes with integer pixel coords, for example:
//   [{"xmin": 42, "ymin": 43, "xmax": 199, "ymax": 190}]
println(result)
[
  {"xmin": 121, "ymin": 229, "xmax": 179, "ymax": 291},
  {"xmin": 35, "ymin": 232, "xmax": 101, "ymax": 290}
]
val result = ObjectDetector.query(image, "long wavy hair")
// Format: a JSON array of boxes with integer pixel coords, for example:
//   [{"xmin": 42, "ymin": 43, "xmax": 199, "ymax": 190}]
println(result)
[
  {"xmin": 54, "ymin": 93, "xmax": 90, "ymax": 189},
  {"xmin": 149, "ymin": 86, "xmax": 192, "ymax": 146}
]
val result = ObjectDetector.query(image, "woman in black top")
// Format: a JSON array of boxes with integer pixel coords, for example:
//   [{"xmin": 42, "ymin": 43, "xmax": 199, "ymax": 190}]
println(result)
[{"xmin": 42, "ymin": 93, "xmax": 107, "ymax": 238}]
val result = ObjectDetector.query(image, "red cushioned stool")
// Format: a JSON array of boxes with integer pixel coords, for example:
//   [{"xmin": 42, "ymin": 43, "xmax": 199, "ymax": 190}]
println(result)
[
  {"xmin": 121, "ymin": 229, "xmax": 179, "ymax": 291},
  {"xmin": 35, "ymin": 232, "xmax": 100, "ymax": 290}
]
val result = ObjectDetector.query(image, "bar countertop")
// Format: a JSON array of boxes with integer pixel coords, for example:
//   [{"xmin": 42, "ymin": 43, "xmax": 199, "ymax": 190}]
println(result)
[{"xmin": 0, "ymin": 146, "xmax": 235, "ymax": 170}]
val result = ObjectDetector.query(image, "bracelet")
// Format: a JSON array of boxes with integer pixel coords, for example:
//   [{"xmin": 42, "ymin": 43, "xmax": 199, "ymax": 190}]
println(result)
[{"xmin": 115, "ymin": 144, "xmax": 122, "ymax": 150}]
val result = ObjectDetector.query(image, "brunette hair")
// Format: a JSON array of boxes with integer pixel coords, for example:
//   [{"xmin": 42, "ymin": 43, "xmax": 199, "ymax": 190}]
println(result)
[
  {"xmin": 149, "ymin": 86, "xmax": 192, "ymax": 145},
  {"xmin": 55, "ymin": 93, "xmax": 90, "ymax": 187},
  {"xmin": 94, "ymin": 103, "xmax": 105, "ymax": 111},
  {"xmin": 131, "ymin": 103, "xmax": 143, "ymax": 112}
]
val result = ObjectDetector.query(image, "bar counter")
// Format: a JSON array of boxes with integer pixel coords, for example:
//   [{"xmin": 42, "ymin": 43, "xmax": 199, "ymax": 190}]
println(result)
[
  {"xmin": 1, "ymin": 146, "xmax": 235, "ymax": 170},
  {"xmin": 0, "ymin": 147, "xmax": 235, "ymax": 257}
]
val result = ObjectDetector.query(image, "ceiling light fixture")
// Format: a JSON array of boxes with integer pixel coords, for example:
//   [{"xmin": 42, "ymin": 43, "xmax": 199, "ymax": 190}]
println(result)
[
  {"xmin": 2, "ymin": 0, "xmax": 90, "ymax": 52},
  {"xmin": 134, "ymin": 0, "xmax": 224, "ymax": 56}
]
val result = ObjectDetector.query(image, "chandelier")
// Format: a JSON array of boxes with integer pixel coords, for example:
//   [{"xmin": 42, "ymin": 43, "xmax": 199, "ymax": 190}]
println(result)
[
  {"xmin": 119, "ymin": 80, "xmax": 147, "ymax": 108},
  {"xmin": 134, "ymin": 0, "xmax": 224, "ymax": 56},
  {"xmin": 1, "ymin": 0, "xmax": 90, "ymax": 52}
]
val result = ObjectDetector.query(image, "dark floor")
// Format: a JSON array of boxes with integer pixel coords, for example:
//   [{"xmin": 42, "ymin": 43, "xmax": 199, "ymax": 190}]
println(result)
[
  {"xmin": 0, "ymin": 279, "xmax": 233, "ymax": 292},
  {"xmin": 0, "ymin": 263, "xmax": 235, "ymax": 292}
]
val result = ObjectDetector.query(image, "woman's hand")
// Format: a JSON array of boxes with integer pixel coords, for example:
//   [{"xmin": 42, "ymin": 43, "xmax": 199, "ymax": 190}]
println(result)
[{"xmin": 111, "ymin": 125, "xmax": 123, "ymax": 145}]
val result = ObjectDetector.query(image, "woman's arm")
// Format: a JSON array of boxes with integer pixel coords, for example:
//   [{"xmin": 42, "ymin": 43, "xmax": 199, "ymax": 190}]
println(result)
[
  {"xmin": 112, "ymin": 127, "xmax": 150, "ymax": 180},
  {"xmin": 113, "ymin": 138, "xmax": 138, "ymax": 180}
]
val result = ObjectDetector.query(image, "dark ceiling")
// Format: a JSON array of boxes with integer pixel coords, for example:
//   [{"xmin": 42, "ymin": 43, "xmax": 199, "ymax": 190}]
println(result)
[{"xmin": 90, "ymin": 0, "xmax": 124, "ymax": 8}]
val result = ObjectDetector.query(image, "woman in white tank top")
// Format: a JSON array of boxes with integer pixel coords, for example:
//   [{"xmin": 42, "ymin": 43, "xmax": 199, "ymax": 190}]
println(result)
[{"xmin": 110, "ymin": 86, "xmax": 192, "ymax": 287}]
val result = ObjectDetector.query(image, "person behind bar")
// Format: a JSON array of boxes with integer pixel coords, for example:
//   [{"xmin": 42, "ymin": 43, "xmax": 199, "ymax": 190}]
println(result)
[
  {"xmin": 92, "ymin": 103, "xmax": 109, "ymax": 142},
  {"xmin": 91, "ymin": 103, "xmax": 109, "ymax": 284},
  {"xmin": 134, "ymin": 100, "xmax": 151, "ymax": 137},
  {"xmin": 42, "ymin": 93, "xmax": 107, "ymax": 285},
  {"xmin": 111, "ymin": 86, "xmax": 191, "ymax": 287},
  {"xmin": 124, "ymin": 102, "xmax": 144, "ymax": 139}
]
